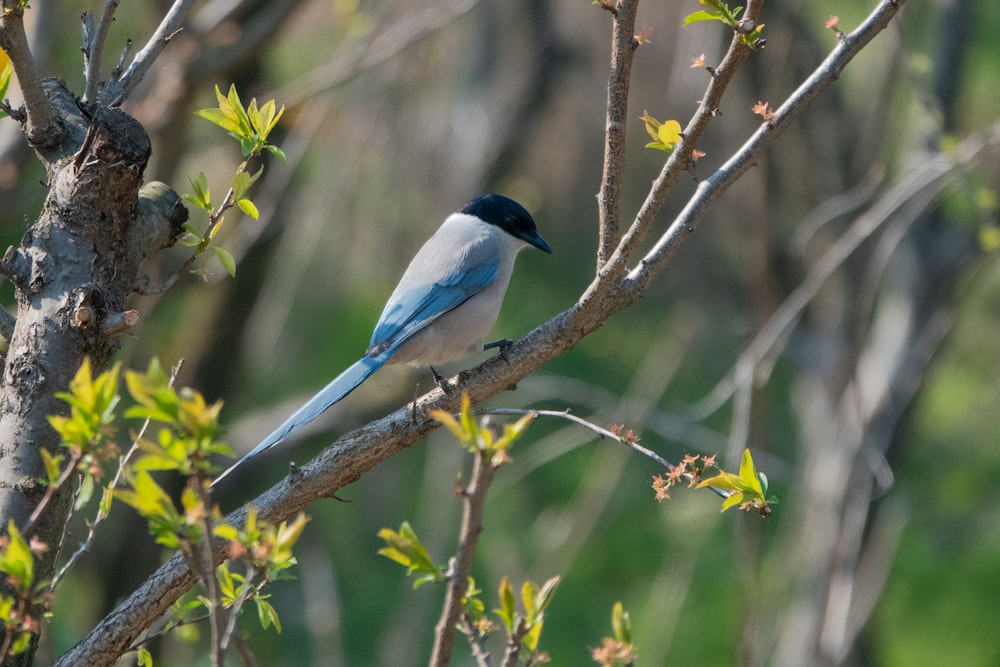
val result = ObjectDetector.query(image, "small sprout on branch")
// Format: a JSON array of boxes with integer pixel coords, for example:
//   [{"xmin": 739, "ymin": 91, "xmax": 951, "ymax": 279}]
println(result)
[
  {"xmin": 494, "ymin": 575, "xmax": 560, "ymax": 663},
  {"xmin": 751, "ymin": 100, "xmax": 776, "ymax": 124},
  {"xmin": 432, "ymin": 393, "xmax": 534, "ymax": 465},
  {"xmin": 683, "ymin": 0, "xmax": 765, "ymax": 49},
  {"xmin": 48, "ymin": 358, "xmax": 122, "ymax": 511},
  {"xmin": 377, "ymin": 521, "xmax": 446, "ymax": 589},
  {"xmin": 609, "ymin": 423, "xmax": 641, "ymax": 446},
  {"xmin": 194, "ymin": 84, "xmax": 286, "ymax": 161},
  {"xmin": 825, "ymin": 15, "xmax": 845, "ymax": 40},
  {"xmin": 634, "ymin": 25, "xmax": 654, "ymax": 45},
  {"xmin": 639, "ymin": 111, "xmax": 682, "ymax": 153},
  {"xmin": 592, "ymin": 0, "xmax": 617, "ymax": 15},
  {"xmin": 590, "ymin": 601, "xmax": 638, "ymax": 666},
  {"xmin": 697, "ymin": 449, "xmax": 777, "ymax": 516},
  {"xmin": 651, "ymin": 452, "xmax": 718, "ymax": 502},
  {"xmin": 157, "ymin": 85, "xmax": 286, "ymax": 289}
]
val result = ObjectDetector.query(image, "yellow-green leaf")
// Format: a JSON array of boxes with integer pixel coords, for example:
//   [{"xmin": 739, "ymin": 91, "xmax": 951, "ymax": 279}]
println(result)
[
  {"xmin": 738, "ymin": 448, "xmax": 764, "ymax": 496},
  {"xmin": 237, "ymin": 198, "xmax": 259, "ymax": 220},
  {"xmin": 683, "ymin": 9, "xmax": 722, "ymax": 25},
  {"xmin": 0, "ymin": 521, "xmax": 34, "ymax": 587},
  {"xmin": 212, "ymin": 246, "xmax": 237, "ymax": 277},
  {"xmin": 657, "ymin": 119, "xmax": 682, "ymax": 149},
  {"xmin": 496, "ymin": 576, "xmax": 515, "ymax": 633},
  {"xmin": 611, "ymin": 600, "xmax": 631, "ymax": 643}
]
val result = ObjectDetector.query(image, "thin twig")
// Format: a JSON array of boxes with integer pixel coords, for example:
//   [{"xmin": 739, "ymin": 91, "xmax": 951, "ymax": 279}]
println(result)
[
  {"xmin": 429, "ymin": 450, "xmax": 496, "ymax": 667},
  {"xmin": 220, "ymin": 562, "xmax": 258, "ymax": 652},
  {"xmin": 610, "ymin": 0, "xmax": 765, "ymax": 276},
  {"xmin": 476, "ymin": 408, "xmax": 674, "ymax": 470},
  {"xmin": 458, "ymin": 614, "xmax": 492, "ymax": 667},
  {"xmin": 194, "ymin": 475, "xmax": 224, "ymax": 667},
  {"xmin": 136, "ymin": 185, "xmax": 238, "ymax": 295},
  {"xmin": 475, "ymin": 408, "xmax": 729, "ymax": 501},
  {"xmin": 103, "ymin": 0, "xmax": 198, "ymax": 107},
  {"xmin": 82, "ymin": 0, "xmax": 123, "ymax": 104},
  {"xmin": 623, "ymin": 0, "xmax": 908, "ymax": 294},
  {"xmin": 21, "ymin": 452, "xmax": 82, "ymax": 536}
]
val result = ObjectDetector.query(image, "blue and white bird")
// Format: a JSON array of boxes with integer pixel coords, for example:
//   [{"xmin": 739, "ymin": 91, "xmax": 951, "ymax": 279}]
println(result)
[{"xmin": 212, "ymin": 194, "xmax": 551, "ymax": 486}]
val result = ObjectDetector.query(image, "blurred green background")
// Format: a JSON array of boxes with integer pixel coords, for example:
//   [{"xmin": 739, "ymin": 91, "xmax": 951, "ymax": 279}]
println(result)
[{"xmin": 2, "ymin": 0, "xmax": 999, "ymax": 665}]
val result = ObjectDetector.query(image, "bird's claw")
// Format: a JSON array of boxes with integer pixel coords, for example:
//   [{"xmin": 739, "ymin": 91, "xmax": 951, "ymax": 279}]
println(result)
[{"xmin": 483, "ymin": 338, "xmax": 514, "ymax": 362}]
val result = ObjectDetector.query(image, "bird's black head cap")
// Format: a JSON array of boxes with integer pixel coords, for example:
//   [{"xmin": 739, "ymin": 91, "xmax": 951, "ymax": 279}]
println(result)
[{"xmin": 461, "ymin": 194, "xmax": 552, "ymax": 253}]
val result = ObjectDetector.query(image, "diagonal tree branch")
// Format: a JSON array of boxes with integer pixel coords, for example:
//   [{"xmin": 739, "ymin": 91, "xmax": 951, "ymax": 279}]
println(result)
[{"xmin": 623, "ymin": 0, "xmax": 908, "ymax": 294}]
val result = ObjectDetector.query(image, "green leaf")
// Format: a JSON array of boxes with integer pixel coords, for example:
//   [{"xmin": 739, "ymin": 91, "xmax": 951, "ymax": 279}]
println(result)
[
  {"xmin": 376, "ymin": 521, "xmax": 443, "ymax": 585},
  {"xmin": 0, "ymin": 521, "xmax": 34, "ymax": 588},
  {"xmin": 0, "ymin": 58, "xmax": 12, "ymax": 120},
  {"xmin": 40, "ymin": 449, "xmax": 64, "ymax": 485},
  {"xmin": 237, "ymin": 198, "xmax": 259, "ymax": 220},
  {"xmin": 256, "ymin": 598, "xmax": 282, "ymax": 633},
  {"xmin": 10, "ymin": 632, "xmax": 32, "ymax": 655},
  {"xmin": 683, "ymin": 9, "xmax": 722, "ymax": 25},
  {"xmin": 230, "ymin": 165, "xmax": 263, "ymax": 199},
  {"xmin": 225, "ymin": 84, "xmax": 254, "ymax": 138},
  {"xmin": 496, "ymin": 576, "xmax": 515, "ymax": 633},
  {"xmin": 74, "ymin": 473, "xmax": 94, "ymax": 510},
  {"xmin": 264, "ymin": 144, "xmax": 287, "ymax": 163},
  {"xmin": 99, "ymin": 485, "xmax": 114, "ymax": 518},
  {"xmin": 194, "ymin": 107, "xmax": 243, "ymax": 136},
  {"xmin": 721, "ymin": 492, "xmax": 746, "ymax": 511},
  {"xmin": 136, "ymin": 646, "xmax": 153, "ymax": 666},
  {"xmin": 696, "ymin": 470, "xmax": 755, "ymax": 493},
  {"xmin": 186, "ymin": 172, "xmax": 211, "ymax": 210},
  {"xmin": 521, "ymin": 579, "xmax": 537, "ymax": 620},
  {"xmin": 523, "ymin": 619, "xmax": 543, "ymax": 652},
  {"xmin": 611, "ymin": 600, "xmax": 631, "ymax": 644},
  {"xmin": 532, "ymin": 576, "xmax": 560, "ymax": 620},
  {"xmin": 738, "ymin": 448, "xmax": 764, "ymax": 496},
  {"xmin": 212, "ymin": 246, "xmax": 237, "ymax": 277}
]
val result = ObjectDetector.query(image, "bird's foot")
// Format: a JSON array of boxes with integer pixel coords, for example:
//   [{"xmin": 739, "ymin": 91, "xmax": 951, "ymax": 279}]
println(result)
[{"xmin": 483, "ymin": 338, "xmax": 514, "ymax": 362}]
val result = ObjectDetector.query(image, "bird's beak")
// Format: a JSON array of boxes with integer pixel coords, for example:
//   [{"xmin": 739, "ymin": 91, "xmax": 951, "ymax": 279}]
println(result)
[{"xmin": 522, "ymin": 231, "xmax": 552, "ymax": 253}]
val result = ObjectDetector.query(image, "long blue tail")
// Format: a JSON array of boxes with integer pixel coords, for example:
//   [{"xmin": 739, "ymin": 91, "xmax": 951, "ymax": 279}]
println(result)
[{"xmin": 212, "ymin": 355, "xmax": 384, "ymax": 486}]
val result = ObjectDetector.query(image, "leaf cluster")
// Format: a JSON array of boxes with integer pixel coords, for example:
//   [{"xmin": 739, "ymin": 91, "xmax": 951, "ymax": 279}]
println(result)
[
  {"xmin": 697, "ymin": 449, "xmax": 777, "ymax": 516},
  {"xmin": 179, "ymin": 84, "xmax": 287, "ymax": 281},
  {"xmin": 590, "ymin": 601, "xmax": 638, "ymax": 666},
  {"xmin": 684, "ymin": 0, "xmax": 766, "ymax": 48},
  {"xmin": 0, "ymin": 521, "xmax": 48, "ymax": 658},
  {"xmin": 41, "ymin": 358, "xmax": 310, "ymax": 663},
  {"xmin": 432, "ymin": 393, "xmax": 534, "ymax": 465}
]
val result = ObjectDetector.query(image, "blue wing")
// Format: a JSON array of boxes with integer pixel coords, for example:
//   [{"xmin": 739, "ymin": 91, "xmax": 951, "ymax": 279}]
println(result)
[{"xmin": 367, "ymin": 259, "xmax": 499, "ymax": 357}]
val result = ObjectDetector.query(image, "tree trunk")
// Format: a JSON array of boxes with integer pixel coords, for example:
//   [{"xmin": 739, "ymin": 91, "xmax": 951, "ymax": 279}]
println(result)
[{"xmin": 0, "ymin": 79, "xmax": 184, "ymax": 665}]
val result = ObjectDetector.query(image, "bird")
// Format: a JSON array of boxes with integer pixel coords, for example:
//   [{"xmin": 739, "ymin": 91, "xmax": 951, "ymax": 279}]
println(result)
[{"xmin": 212, "ymin": 194, "xmax": 551, "ymax": 486}]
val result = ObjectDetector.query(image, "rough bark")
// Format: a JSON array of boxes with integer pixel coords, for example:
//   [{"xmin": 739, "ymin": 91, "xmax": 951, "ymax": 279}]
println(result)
[{"xmin": 0, "ymin": 79, "xmax": 185, "ymax": 665}]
